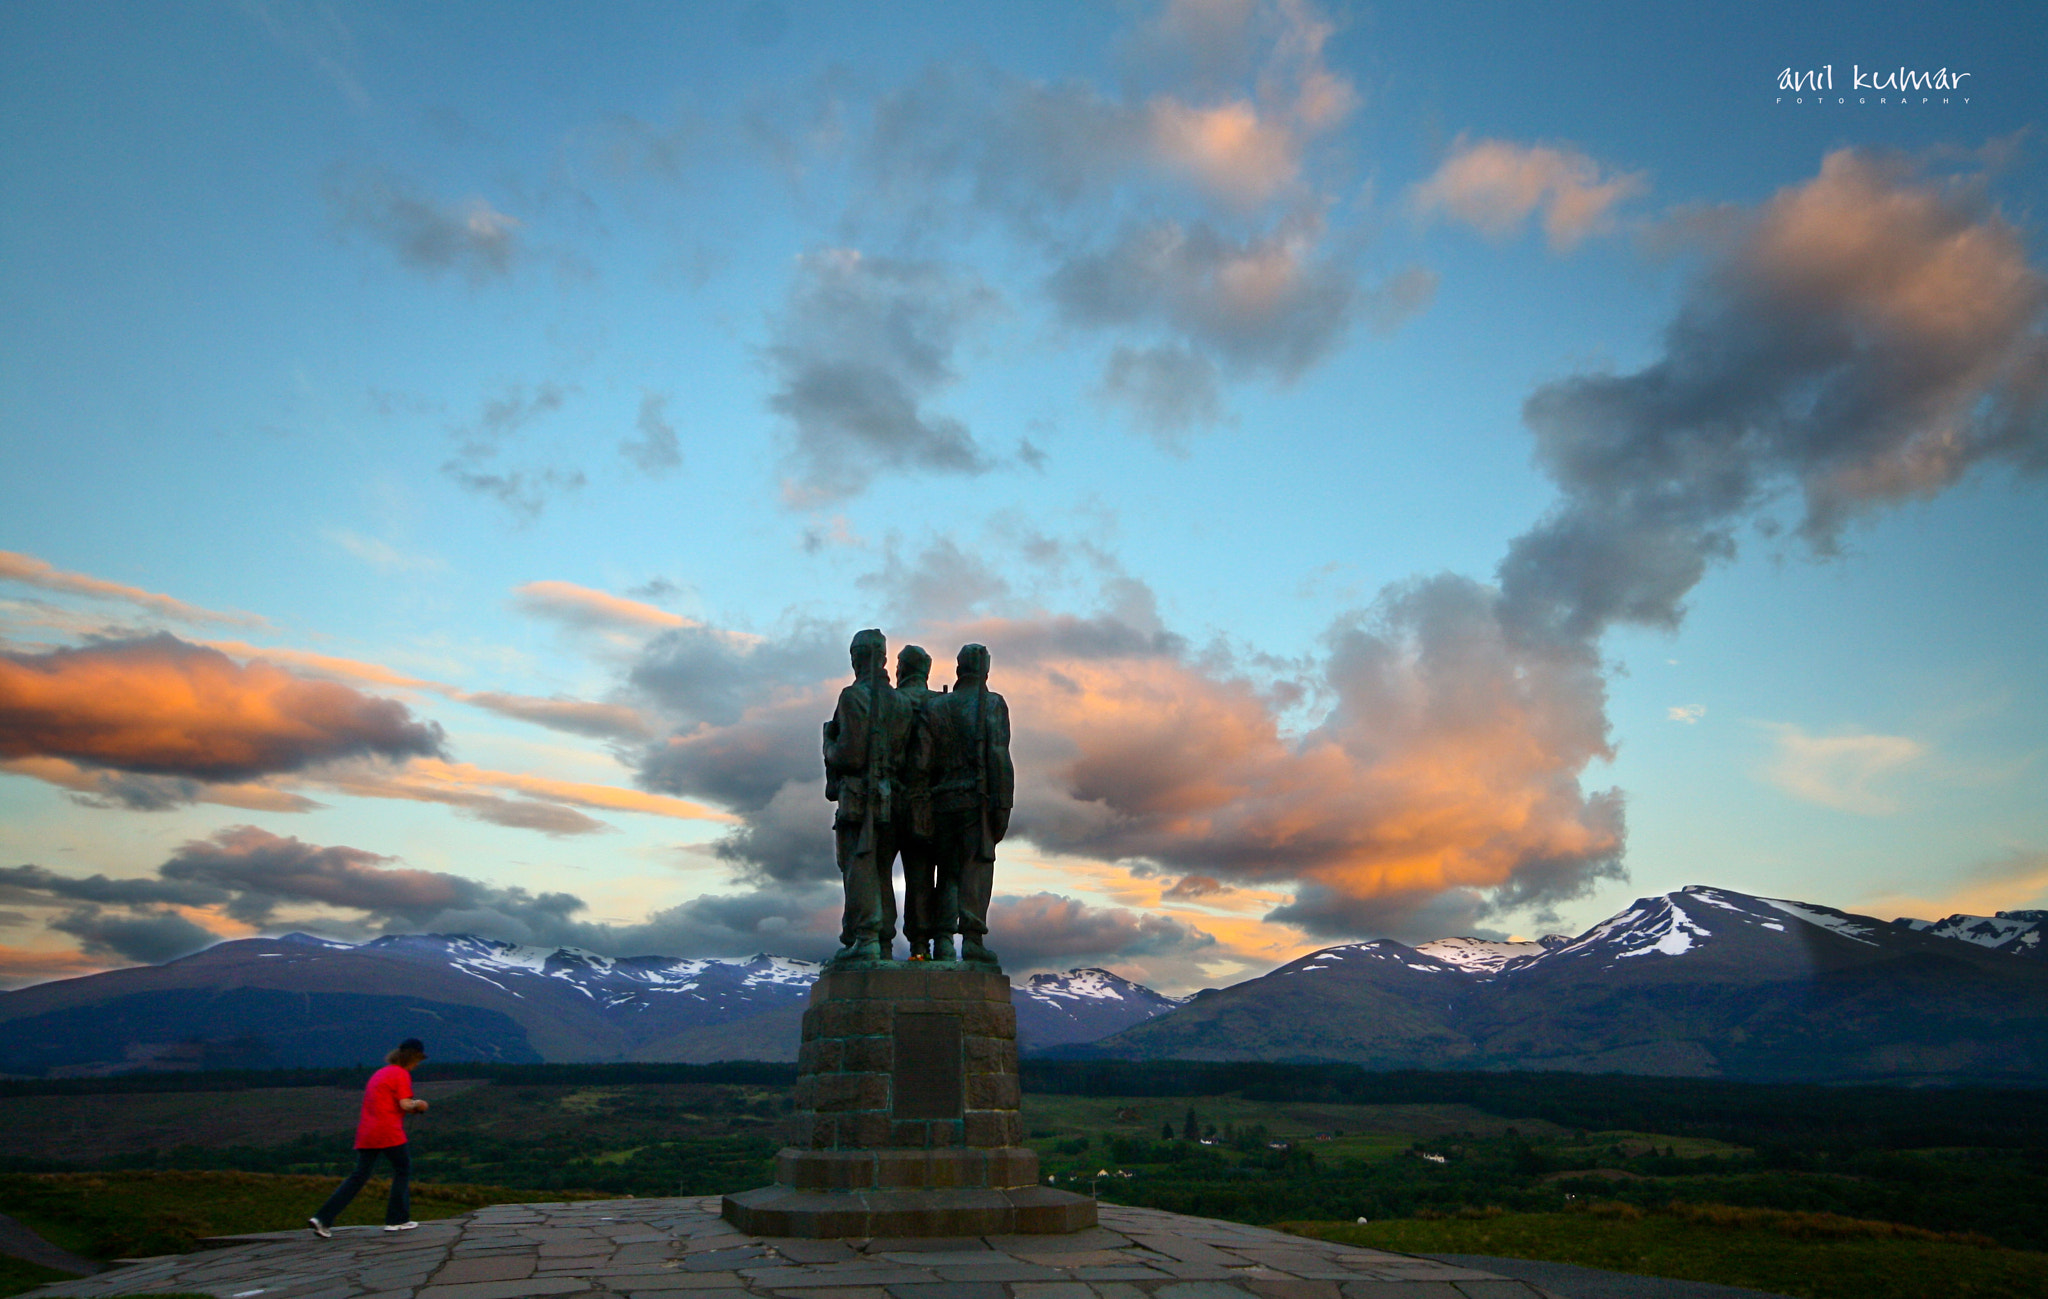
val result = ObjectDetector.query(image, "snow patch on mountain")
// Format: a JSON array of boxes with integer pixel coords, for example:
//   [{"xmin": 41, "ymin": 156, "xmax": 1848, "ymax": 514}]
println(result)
[
  {"xmin": 1280, "ymin": 942, "xmax": 1460, "ymax": 977},
  {"xmin": 1415, "ymin": 936, "xmax": 1549, "ymax": 975},
  {"xmin": 1618, "ymin": 899, "xmax": 1711, "ymax": 958},
  {"xmin": 1014, "ymin": 967, "xmax": 1181, "ymax": 1047},
  {"xmin": 276, "ymin": 932, "xmax": 355, "ymax": 950},
  {"xmin": 1539, "ymin": 888, "xmax": 1796, "ymax": 967},
  {"xmin": 1022, "ymin": 968, "xmax": 1158, "ymax": 1003},
  {"xmin": 1893, "ymin": 910, "xmax": 2046, "ymax": 957},
  {"xmin": 253, "ymin": 932, "xmax": 1168, "ymax": 1050},
  {"xmin": 1762, "ymin": 897, "xmax": 1879, "ymax": 945},
  {"xmin": 454, "ymin": 942, "xmax": 557, "ymax": 974},
  {"xmin": 1681, "ymin": 888, "xmax": 1752, "ymax": 914},
  {"xmin": 1546, "ymin": 900, "xmax": 1692, "ymax": 966}
]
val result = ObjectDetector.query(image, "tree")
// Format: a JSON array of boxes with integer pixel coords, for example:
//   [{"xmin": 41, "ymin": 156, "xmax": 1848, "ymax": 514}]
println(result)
[
  {"xmin": 1184, "ymin": 1107, "xmax": 1199, "ymax": 1141},
  {"xmin": 1162, "ymin": 1122, "xmax": 1175, "ymax": 1141}
]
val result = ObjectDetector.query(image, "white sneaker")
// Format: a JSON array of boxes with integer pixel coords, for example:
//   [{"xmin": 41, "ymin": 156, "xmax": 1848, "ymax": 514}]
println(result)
[
  {"xmin": 308, "ymin": 1217, "xmax": 331, "ymax": 1239},
  {"xmin": 383, "ymin": 1221, "xmax": 418, "ymax": 1232}
]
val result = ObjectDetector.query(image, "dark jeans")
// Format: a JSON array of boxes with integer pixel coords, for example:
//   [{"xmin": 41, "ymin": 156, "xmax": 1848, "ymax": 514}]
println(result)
[{"xmin": 313, "ymin": 1143, "xmax": 411, "ymax": 1227}]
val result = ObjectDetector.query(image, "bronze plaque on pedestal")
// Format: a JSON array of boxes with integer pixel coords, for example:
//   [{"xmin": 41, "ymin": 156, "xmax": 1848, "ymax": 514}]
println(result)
[{"xmin": 891, "ymin": 1013, "xmax": 962, "ymax": 1120}]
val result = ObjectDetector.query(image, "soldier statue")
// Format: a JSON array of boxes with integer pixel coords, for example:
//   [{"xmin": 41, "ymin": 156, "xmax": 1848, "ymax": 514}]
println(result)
[
  {"xmin": 923, "ymin": 643, "xmax": 1012, "ymax": 964},
  {"xmin": 891, "ymin": 644, "xmax": 943, "ymax": 960},
  {"xmin": 822, "ymin": 628, "xmax": 917, "ymax": 964}
]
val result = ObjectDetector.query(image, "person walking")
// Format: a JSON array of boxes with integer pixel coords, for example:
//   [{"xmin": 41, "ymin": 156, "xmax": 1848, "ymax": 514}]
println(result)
[{"xmin": 308, "ymin": 1038, "xmax": 430, "ymax": 1237}]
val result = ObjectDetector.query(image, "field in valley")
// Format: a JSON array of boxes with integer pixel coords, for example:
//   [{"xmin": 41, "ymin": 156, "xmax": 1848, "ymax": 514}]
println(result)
[{"xmin": 0, "ymin": 1062, "xmax": 2039, "ymax": 1298}]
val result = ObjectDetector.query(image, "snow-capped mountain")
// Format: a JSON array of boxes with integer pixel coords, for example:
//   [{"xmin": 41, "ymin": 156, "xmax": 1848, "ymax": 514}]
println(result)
[
  {"xmin": 1074, "ymin": 885, "xmax": 2048, "ymax": 1083},
  {"xmin": 364, "ymin": 933, "xmax": 819, "ymax": 1014},
  {"xmin": 1281, "ymin": 942, "xmax": 1462, "ymax": 977},
  {"xmin": 0, "ymin": 933, "xmax": 1178, "ymax": 1075},
  {"xmin": 6, "ymin": 884, "xmax": 2044, "ymax": 1082},
  {"xmin": 1892, "ymin": 910, "xmax": 2046, "ymax": 959},
  {"xmin": 1013, "ymin": 967, "xmax": 1184, "ymax": 1049},
  {"xmin": 1413, "ymin": 936, "xmax": 1563, "ymax": 976},
  {"xmin": 1069, "ymin": 939, "xmax": 1484, "ymax": 1067},
  {"xmin": 1520, "ymin": 885, "xmax": 1900, "ymax": 977}
]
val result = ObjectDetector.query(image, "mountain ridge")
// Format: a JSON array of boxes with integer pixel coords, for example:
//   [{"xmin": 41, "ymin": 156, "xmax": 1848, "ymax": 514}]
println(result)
[
  {"xmin": 1068, "ymin": 885, "xmax": 2048, "ymax": 1084},
  {"xmin": 2, "ymin": 883, "xmax": 2042, "ymax": 1082},
  {"xmin": 0, "ymin": 934, "xmax": 1175, "ymax": 1075}
]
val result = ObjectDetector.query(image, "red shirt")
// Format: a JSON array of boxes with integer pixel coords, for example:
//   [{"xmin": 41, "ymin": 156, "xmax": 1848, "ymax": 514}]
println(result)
[{"xmin": 354, "ymin": 1064, "xmax": 413, "ymax": 1149}]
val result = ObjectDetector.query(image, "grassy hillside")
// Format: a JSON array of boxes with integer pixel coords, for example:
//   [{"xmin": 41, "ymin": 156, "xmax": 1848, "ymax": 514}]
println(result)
[
  {"xmin": 1286, "ymin": 1205, "xmax": 2046, "ymax": 1299},
  {"xmin": 0, "ymin": 1062, "xmax": 2037, "ymax": 1299},
  {"xmin": 0, "ymin": 1170, "xmax": 616, "ymax": 1262}
]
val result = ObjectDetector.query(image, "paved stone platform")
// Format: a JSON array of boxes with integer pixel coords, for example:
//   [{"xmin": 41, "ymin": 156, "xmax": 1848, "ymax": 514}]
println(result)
[{"xmin": 17, "ymin": 1197, "xmax": 1560, "ymax": 1299}]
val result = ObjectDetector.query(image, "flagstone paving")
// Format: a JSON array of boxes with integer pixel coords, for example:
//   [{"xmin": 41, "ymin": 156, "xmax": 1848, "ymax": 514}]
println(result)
[{"xmin": 18, "ymin": 1199, "xmax": 1559, "ymax": 1299}]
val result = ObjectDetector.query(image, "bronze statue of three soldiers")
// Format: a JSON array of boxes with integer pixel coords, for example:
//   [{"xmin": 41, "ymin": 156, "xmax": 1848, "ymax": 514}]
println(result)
[{"xmin": 823, "ymin": 630, "xmax": 1012, "ymax": 966}]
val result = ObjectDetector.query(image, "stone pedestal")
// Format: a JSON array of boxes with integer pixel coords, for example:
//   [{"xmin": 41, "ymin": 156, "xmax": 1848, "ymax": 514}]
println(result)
[{"xmin": 721, "ymin": 963, "xmax": 1096, "ymax": 1237}]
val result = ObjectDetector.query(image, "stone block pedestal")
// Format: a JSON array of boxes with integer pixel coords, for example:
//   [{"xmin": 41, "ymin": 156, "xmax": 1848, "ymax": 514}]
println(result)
[{"xmin": 721, "ymin": 963, "xmax": 1095, "ymax": 1237}]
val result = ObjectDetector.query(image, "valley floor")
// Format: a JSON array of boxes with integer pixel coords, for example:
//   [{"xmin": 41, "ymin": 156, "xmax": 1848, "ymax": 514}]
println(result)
[{"xmin": 0, "ymin": 1064, "xmax": 2040, "ymax": 1297}]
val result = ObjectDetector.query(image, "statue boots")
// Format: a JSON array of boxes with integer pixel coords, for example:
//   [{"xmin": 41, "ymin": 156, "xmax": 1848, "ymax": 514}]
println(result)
[{"xmin": 831, "ymin": 936, "xmax": 883, "ymax": 964}]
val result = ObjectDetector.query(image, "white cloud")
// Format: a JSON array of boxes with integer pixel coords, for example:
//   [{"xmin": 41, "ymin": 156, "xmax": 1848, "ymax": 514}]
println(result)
[
  {"xmin": 1760, "ymin": 723, "xmax": 1925, "ymax": 814},
  {"xmin": 326, "ymin": 530, "xmax": 446, "ymax": 574}
]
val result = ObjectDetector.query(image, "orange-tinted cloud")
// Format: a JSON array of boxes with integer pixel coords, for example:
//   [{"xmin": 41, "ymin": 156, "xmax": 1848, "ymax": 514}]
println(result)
[
  {"xmin": 0, "ymin": 755, "xmax": 323, "ymax": 813},
  {"xmin": 1133, "ymin": 0, "xmax": 1356, "ymax": 204},
  {"xmin": 46, "ymin": 904, "xmax": 224, "ymax": 964},
  {"xmin": 360, "ymin": 757, "xmax": 735, "ymax": 821},
  {"xmin": 204, "ymin": 639, "xmax": 656, "ymax": 742},
  {"xmin": 6, "ymin": 826, "xmax": 592, "ymax": 959},
  {"xmin": 0, "ymin": 635, "xmax": 697, "ymax": 831},
  {"xmin": 986, "ymin": 891, "xmax": 1217, "ymax": 973},
  {"xmin": 0, "ymin": 634, "xmax": 445, "ymax": 782},
  {"xmin": 851, "ymin": 1, "xmax": 1392, "ymax": 443},
  {"xmin": 202, "ymin": 640, "xmax": 433, "ymax": 691},
  {"xmin": 635, "ymin": 577, "xmax": 1622, "ymax": 942},
  {"xmin": 0, "ymin": 551, "xmax": 265, "ymax": 626},
  {"xmin": 1048, "ymin": 211, "xmax": 1419, "ymax": 383},
  {"xmin": 1412, "ymin": 137, "xmax": 1647, "ymax": 249},
  {"xmin": 1503, "ymin": 148, "xmax": 2048, "ymax": 644},
  {"xmin": 309, "ymin": 756, "xmax": 737, "ymax": 837},
  {"xmin": 460, "ymin": 692, "xmax": 654, "ymax": 741},
  {"xmin": 1150, "ymin": 98, "xmax": 1300, "ymax": 204},
  {"xmin": 7, "ymin": 828, "xmax": 844, "ymax": 970},
  {"xmin": 513, "ymin": 580, "xmax": 692, "ymax": 632},
  {"xmin": 0, "ymin": 944, "xmax": 108, "ymax": 989},
  {"xmin": 1760, "ymin": 723, "xmax": 1925, "ymax": 815},
  {"xmin": 943, "ymin": 577, "xmax": 1621, "ymax": 937},
  {"xmin": 1858, "ymin": 850, "xmax": 2048, "ymax": 924}
]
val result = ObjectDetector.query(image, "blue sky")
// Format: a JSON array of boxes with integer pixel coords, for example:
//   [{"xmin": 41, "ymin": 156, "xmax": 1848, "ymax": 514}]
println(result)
[{"xmin": 2, "ymin": 0, "xmax": 2043, "ymax": 993}]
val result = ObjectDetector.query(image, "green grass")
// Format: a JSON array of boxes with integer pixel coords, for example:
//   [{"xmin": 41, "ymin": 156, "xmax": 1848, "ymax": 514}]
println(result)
[
  {"xmin": 1546, "ymin": 1129, "xmax": 1751, "ymax": 1160},
  {"xmin": 0, "ymin": 1171, "xmax": 618, "ymax": 1263},
  {"xmin": 1285, "ymin": 1203, "xmax": 2048, "ymax": 1299},
  {"xmin": 0, "ymin": 1256, "xmax": 73, "ymax": 1299},
  {"xmin": 1019, "ymin": 1093, "xmax": 1568, "ymax": 1162}
]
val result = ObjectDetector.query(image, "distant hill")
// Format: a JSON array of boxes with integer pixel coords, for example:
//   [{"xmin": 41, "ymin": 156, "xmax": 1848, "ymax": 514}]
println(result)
[
  {"xmin": 0, "ymin": 934, "xmax": 1177, "ymax": 1075},
  {"xmin": 1060, "ymin": 886, "xmax": 2048, "ymax": 1084},
  {"xmin": 1013, "ymin": 966, "xmax": 1184, "ymax": 1050},
  {"xmin": 1891, "ymin": 908, "xmax": 2045, "ymax": 959},
  {"xmin": 4, "ymin": 885, "xmax": 2042, "ymax": 1083}
]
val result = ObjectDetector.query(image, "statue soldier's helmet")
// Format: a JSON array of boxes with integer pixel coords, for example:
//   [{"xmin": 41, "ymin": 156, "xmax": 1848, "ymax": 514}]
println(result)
[
  {"xmin": 897, "ymin": 643, "xmax": 932, "ymax": 682},
  {"xmin": 956, "ymin": 643, "xmax": 991, "ymax": 679},
  {"xmin": 849, "ymin": 628, "xmax": 886, "ymax": 670}
]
